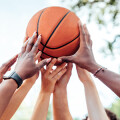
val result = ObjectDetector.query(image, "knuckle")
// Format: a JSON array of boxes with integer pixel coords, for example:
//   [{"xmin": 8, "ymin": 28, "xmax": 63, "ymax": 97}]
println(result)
[
  {"xmin": 28, "ymin": 42, "xmax": 34, "ymax": 46},
  {"xmin": 27, "ymin": 53, "xmax": 34, "ymax": 58},
  {"xmin": 42, "ymin": 61, "xmax": 47, "ymax": 66}
]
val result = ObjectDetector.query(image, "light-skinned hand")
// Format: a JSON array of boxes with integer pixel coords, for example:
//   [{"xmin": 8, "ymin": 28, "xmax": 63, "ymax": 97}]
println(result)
[
  {"xmin": 54, "ymin": 63, "xmax": 73, "ymax": 93},
  {"xmin": 40, "ymin": 58, "xmax": 67, "ymax": 94}
]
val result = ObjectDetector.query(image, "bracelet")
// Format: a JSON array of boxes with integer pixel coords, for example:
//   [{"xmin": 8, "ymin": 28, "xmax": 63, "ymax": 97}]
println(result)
[{"xmin": 94, "ymin": 67, "xmax": 106, "ymax": 76}]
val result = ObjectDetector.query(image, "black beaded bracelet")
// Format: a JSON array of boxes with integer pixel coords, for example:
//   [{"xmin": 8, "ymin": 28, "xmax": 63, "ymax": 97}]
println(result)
[{"xmin": 94, "ymin": 67, "xmax": 106, "ymax": 76}]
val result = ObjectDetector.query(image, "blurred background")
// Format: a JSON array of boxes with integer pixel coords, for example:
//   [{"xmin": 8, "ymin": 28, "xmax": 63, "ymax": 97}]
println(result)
[{"xmin": 0, "ymin": 0, "xmax": 120, "ymax": 119}]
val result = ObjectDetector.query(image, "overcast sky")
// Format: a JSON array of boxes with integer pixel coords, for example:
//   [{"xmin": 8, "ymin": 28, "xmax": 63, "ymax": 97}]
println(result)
[{"xmin": 0, "ymin": 0, "xmax": 119, "ymax": 119}]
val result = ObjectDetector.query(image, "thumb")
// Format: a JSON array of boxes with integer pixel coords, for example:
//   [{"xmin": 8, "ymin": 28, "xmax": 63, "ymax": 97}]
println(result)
[
  {"xmin": 58, "ymin": 55, "xmax": 74, "ymax": 63},
  {"xmin": 37, "ymin": 58, "xmax": 51, "ymax": 70}
]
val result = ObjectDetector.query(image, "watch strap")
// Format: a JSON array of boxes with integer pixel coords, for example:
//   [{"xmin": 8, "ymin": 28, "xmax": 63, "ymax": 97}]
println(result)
[{"xmin": 3, "ymin": 71, "xmax": 23, "ymax": 88}]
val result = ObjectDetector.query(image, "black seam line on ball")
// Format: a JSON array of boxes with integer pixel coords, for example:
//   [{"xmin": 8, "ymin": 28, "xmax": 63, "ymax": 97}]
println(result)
[
  {"xmin": 41, "ymin": 34, "xmax": 80, "ymax": 49},
  {"xmin": 37, "ymin": 8, "xmax": 46, "ymax": 36},
  {"xmin": 39, "ymin": 49, "xmax": 57, "ymax": 58},
  {"xmin": 41, "ymin": 11, "xmax": 71, "ymax": 53},
  {"xmin": 27, "ymin": 33, "xmax": 79, "ymax": 49}
]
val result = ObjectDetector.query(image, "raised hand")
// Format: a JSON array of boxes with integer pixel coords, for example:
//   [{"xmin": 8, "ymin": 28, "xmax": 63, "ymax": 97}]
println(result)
[
  {"xmin": 59, "ymin": 20, "xmax": 97, "ymax": 73},
  {"xmin": 15, "ymin": 32, "xmax": 51, "ymax": 80},
  {"xmin": 54, "ymin": 63, "xmax": 73, "ymax": 92},
  {"xmin": 53, "ymin": 63, "xmax": 73, "ymax": 120},
  {"xmin": 40, "ymin": 58, "xmax": 67, "ymax": 94},
  {"xmin": 0, "ymin": 55, "xmax": 18, "ymax": 83}
]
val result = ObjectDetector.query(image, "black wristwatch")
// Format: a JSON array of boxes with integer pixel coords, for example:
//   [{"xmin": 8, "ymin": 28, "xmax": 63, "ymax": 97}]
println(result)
[{"xmin": 3, "ymin": 71, "xmax": 23, "ymax": 88}]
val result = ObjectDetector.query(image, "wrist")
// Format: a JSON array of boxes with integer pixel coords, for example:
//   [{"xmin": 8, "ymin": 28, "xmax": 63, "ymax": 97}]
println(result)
[
  {"xmin": 54, "ymin": 88, "xmax": 67, "ymax": 96},
  {"xmin": 86, "ymin": 62, "xmax": 101, "ymax": 74},
  {"xmin": 15, "ymin": 70, "xmax": 25, "ymax": 80},
  {"xmin": 83, "ymin": 79, "xmax": 95, "ymax": 88},
  {"xmin": 40, "ymin": 90, "xmax": 51, "ymax": 96}
]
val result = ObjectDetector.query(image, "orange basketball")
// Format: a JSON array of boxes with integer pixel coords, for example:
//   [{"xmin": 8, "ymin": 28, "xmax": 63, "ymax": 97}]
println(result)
[{"xmin": 26, "ymin": 6, "xmax": 80, "ymax": 59}]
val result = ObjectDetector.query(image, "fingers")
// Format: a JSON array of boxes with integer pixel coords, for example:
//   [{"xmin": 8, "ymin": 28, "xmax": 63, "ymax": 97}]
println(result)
[
  {"xmin": 26, "ymin": 32, "xmax": 37, "ymax": 53},
  {"xmin": 66, "ymin": 63, "xmax": 73, "ymax": 75},
  {"xmin": 83, "ymin": 24, "xmax": 92, "ymax": 46},
  {"xmin": 58, "ymin": 56, "xmax": 74, "ymax": 63},
  {"xmin": 58, "ymin": 63, "xmax": 73, "ymax": 85},
  {"xmin": 79, "ymin": 20, "xmax": 86, "ymax": 45},
  {"xmin": 31, "ymin": 34, "xmax": 41, "ymax": 53},
  {"xmin": 84, "ymin": 24, "xmax": 93, "ymax": 47},
  {"xmin": 50, "ymin": 63, "xmax": 66, "ymax": 78},
  {"xmin": 0, "ymin": 54, "xmax": 18, "ymax": 75},
  {"xmin": 21, "ymin": 39, "xmax": 29, "ymax": 55},
  {"xmin": 53, "ymin": 67, "xmax": 67, "ymax": 82},
  {"xmin": 23, "ymin": 36, "xmax": 28, "ymax": 43},
  {"xmin": 46, "ymin": 58, "xmax": 57, "ymax": 75},
  {"xmin": 35, "ymin": 51, "xmax": 42, "ymax": 61},
  {"xmin": 41, "ymin": 67, "xmax": 46, "ymax": 74},
  {"xmin": 37, "ymin": 58, "xmax": 51, "ymax": 70}
]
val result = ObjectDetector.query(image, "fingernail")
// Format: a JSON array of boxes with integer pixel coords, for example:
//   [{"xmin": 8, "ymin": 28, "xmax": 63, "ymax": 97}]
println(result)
[
  {"xmin": 46, "ymin": 58, "xmax": 51, "ymax": 63},
  {"xmin": 33, "ymin": 31, "xmax": 37, "ymax": 36},
  {"xmin": 38, "ymin": 34, "xmax": 41, "ymax": 39}
]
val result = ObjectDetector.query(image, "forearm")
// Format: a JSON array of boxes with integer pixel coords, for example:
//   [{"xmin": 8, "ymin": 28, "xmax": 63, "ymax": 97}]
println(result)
[
  {"xmin": 53, "ymin": 89, "xmax": 72, "ymax": 120},
  {"xmin": 31, "ymin": 91, "xmax": 50, "ymax": 120},
  {"xmin": 0, "ymin": 79, "xmax": 17, "ymax": 117},
  {"xmin": 84, "ymin": 81, "xmax": 109, "ymax": 120},
  {"xmin": 1, "ymin": 79, "xmax": 35, "ymax": 120},
  {"xmin": 88, "ymin": 63, "xmax": 120, "ymax": 97}
]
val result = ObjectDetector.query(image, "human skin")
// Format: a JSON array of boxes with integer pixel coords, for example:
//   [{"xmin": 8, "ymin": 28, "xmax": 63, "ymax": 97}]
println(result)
[
  {"xmin": 0, "ymin": 36, "xmax": 39, "ymax": 120},
  {"xmin": 31, "ymin": 59, "xmax": 67, "ymax": 120},
  {"xmin": 76, "ymin": 66, "xmax": 109, "ymax": 120},
  {"xmin": 53, "ymin": 63, "xmax": 73, "ymax": 120},
  {"xmin": 60, "ymin": 20, "xmax": 120, "ymax": 97},
  {"xmin": 0, "ymin": 32, "xmax": 51, "ymax": 117},
  {"xmin": 0, "ymin": 55, "xmax": 18, "ymax": 117},
  {"xmin": 0, "ymin": 73, "xmax": 39, "ymax": 120}
]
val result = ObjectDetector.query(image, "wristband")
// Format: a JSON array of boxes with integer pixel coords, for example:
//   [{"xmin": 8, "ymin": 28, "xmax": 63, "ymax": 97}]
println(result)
[{"xmin": 3, "ymin": 71, "xmax": 23, "ymax": 88}]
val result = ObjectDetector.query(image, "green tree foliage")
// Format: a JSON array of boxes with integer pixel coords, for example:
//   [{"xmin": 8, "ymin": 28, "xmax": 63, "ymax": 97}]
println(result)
[
  {"xmin": 63, "ymin": 0, "xmax": 120, "ymax": 56},
  {"xmin": 108, "ymin": 98, "xmax": 120, "ymax": 119}
]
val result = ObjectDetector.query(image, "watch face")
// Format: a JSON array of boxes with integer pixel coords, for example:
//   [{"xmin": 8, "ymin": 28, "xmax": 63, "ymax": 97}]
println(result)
[
  {"xmin": 3, "ymin": 76, "xmax": 9, "ymax": 79},
  {"xmin": 3, "ymin": 72, "xmax": 15, "ymax": 80}
]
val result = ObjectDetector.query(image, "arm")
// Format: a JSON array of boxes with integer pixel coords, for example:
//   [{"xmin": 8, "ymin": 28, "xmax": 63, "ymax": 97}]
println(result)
[
  {"xmin": 60, "ymin": 20, "xmax": 120, "ymax": 97},
  {"xmin": 53, "ymin": 63, "xmax": 73, "ymax": 120},
  {"xmin": 0, "ymin": 32, "xmax": 50, "ymax": 118},
  {"xmin": 1, "ymin": 75, "xmax": 38, "ymax": 120},
  {"xmin": 31, "ymin": 92, "xmax": 51, "ymax": 120},
  {"xmin": 0, "ymin": 55, "xmax": 18, "ymax": 116},
  {"xmin": 31, "ymin": 59, "xmax": 67, "ymax": 120},
  {"xmin": 86, "ymin": 64, "xmax": 120, "ymax": 98},
  {"xmin": 76, "ymin": 66, "xmax": 109, "ymax": 120},
  {"xmin": 1, "ymin": 35, "xmax": 40, "ymax": 120},
  {"xmin": 0, "ymin": 79, "xmax": 17, "ymax": 116}
]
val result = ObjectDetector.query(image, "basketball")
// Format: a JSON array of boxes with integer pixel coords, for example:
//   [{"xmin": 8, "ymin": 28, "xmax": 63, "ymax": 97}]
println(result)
[{"xmin": 26, "ymin": 6, "xmax": 80, "ymax": 59}]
